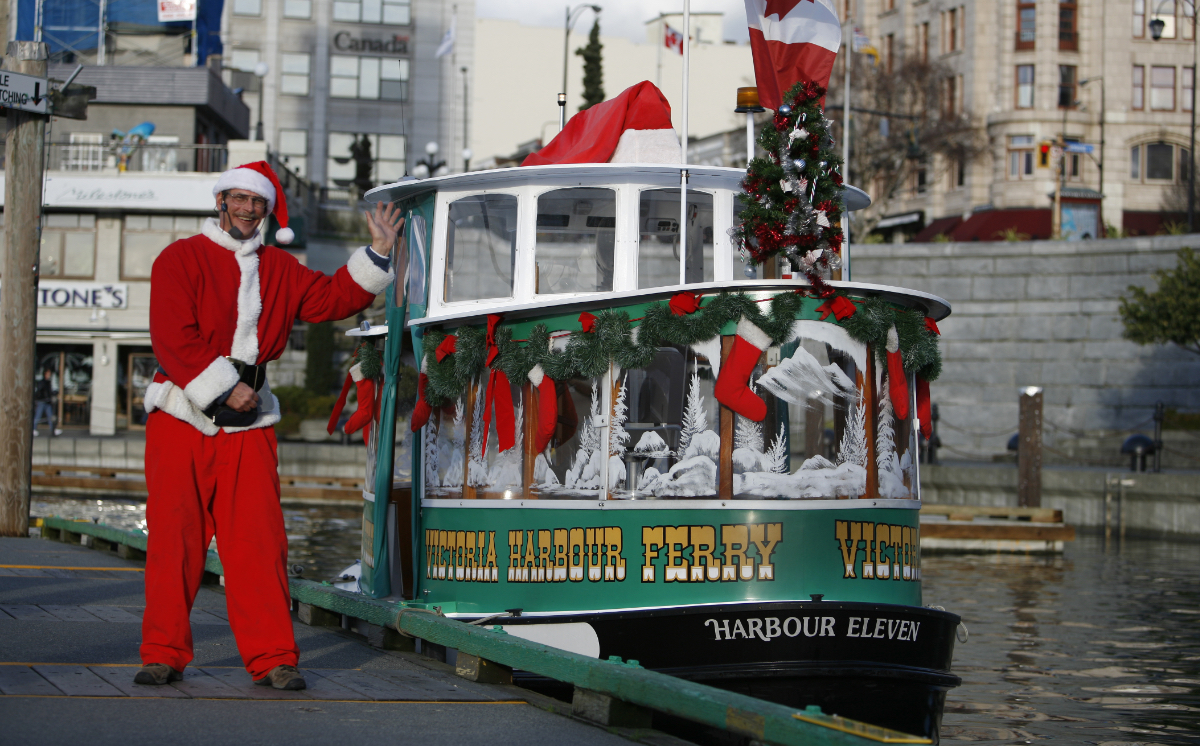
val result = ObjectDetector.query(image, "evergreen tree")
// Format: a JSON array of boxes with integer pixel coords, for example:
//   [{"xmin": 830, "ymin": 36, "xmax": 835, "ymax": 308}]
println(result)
[
  {"xmin": 609, "ymin": 374, "xmax": 629, "ymax": 457},
  {"xmin": 838, "ymin": 395, "xmax": 869, "ymax": 468},
  {"xmin": 734, "ymin": 381, "xmax": 764, "ymax": 453},
  {"xmin": 424, "ymin": 417, "xmax": 440, "ymax": 487},
  {"xmin": 576, "ymin": 20, "xmax": 604, "ymax": 111},
  {"xmin": 765, "ymin": 422, "xmax": 788, "ymax": 474},
  {"xmin": 468, "ymin": 384, "xmax": 488, "ymax": 487},
  {"xmin": 679, "ymin": 363, "xmax": 708, "ymax": 454}
]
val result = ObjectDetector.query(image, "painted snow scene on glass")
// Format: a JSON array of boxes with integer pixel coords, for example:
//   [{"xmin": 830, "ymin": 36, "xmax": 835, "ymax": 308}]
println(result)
[
  {"xmin": 423, "ymin": 377, "xmax": 526, "ymax": 499},
  {"xmin": 531, "ymin": 376, "xmax": 607, "ymax": 498},
  {"xmin": 424, "ymin": 398, "xmax": 465, "ymax": 499},
  {"xmin": 611, "ymin": 346, "xmax": 721, "ymax": 499}
]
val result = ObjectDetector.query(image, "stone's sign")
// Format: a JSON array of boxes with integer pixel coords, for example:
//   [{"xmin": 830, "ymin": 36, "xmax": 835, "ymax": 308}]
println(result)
[
  {"xmin": 333, "ymin": 32, "xmax": 409, "ymax": 54},
  {"xmin": 0, "ymin": 70, "xmax": 49, "ymax": 115},
  {"xmin": 38, "ymin": 282, "xmax": 128, "ymax": 309},
  {"xmin": 704, "ymin": 615, "xmax": 921, "ymax": 642}
]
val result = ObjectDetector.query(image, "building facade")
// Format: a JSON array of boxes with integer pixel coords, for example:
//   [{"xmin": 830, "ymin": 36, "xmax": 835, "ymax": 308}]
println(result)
[
  {"xmin": 848, "ymin": 0, "xmax": 1196, "ymax": 238},
  {"xmin": 220, "ymin": 0, "xmax": 473, "ymax": 188}
]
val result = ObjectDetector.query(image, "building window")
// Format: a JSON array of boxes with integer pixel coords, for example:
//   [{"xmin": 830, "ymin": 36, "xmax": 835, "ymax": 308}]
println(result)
[
  {"xmin": 283, "ymin": 0, "xmax": 311, "ymax": 18},
  {"xmin": 1017, "ymin": 0, "xmax": 1035, "ymax": 49},
  {"xmin": 227, "ymin": 49, "xmax": 262, "ymax": 93},
  {"xmin": 920, "ymin": 21, "xmax": 930, "ymax": 61},
  {"xmin": 327, "ymin": 132, "xmax": 407, "ymax": 190},
  {"xmin": 945, "ymin": 8, "xmax": 960, "ymax": 52},
  {"xmin": 1182, "ymin": 148, "xmax": 1192, "ymax": 182},
  {"xmin": 1185, "ymin": 66, "xmax": 1195, "ymax": 111},
  {"xmin": 1134, "ymin": 0, "xmax": 1145, "ymax": 36},
  {"xmin": 1059, "ymin": 0, "xmax": 1077, "ymax": 50},
  {"xmin": 1131, "ymin": 144, "xmax": 1141, "ymax": 178},
  {"xmin": 233, "ymin": 0, "xmax": 261, "ymax": 16},
  {"xmin": 885, "ymin": 0, "xmax": 894, "ymax": 11},
  {"xmin": 952, "ymin": 158, "xmax": 966, "ymax": 188},
  {"xmin": 944, "ymin": 75, "xmax": 957, "ymax": 117},
  {"xmin": 1133, "ymin": 64, "xmax": 1145, "ymax": 109},
  {"xmin": 41, "ymin": 214, "xmax": 96, "ymax": 279},
  {"xmin": 1151, "ymin": 66, "xmax": 1176, "ymax": 110},
  {"xmin": 1186, "ymin": 1, "xmax": 1196, "ymax": 39},
  {"xmin": 278, "ymin": 129, "xmax": 308, "ymax": 179},
  {"xmin": 330, "ymin": 56, "xmax": 408, "ymax": 100},
  {"xmin": 122, "ymin": 215, "xmax": 200, "ymax": 279},
  {"xmin": 332, "ymin": 0, "xmax": 411, "ymax": 25},
  {"xmin": 1058, "ymin": 64, "xmax": 1077, "ymax": 107},
  {"xmin": 1017, "ymin": 65, "xmax": 1035, "ymax": 108},
  {"xmin": 280, "ymin": 53, "xmax": 310, "ymax": 96},
  {"xmin": 885, "ymin": 33, "xmax": 894, "ymax": 73},
  {"xmin": 1156, "ymin": 0, "xmax": 1178, "ymax": 38},
  {"xmin": 1008, "ymin": 135, "xmax": 1035, "ymax": 180},
  {"xmin": 1146, "ymin": 142, "xmax": 1175, "ymax": 179}
]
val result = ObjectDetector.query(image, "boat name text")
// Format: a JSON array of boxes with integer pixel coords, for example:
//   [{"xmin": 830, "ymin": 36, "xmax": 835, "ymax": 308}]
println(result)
[
  {"xmin": 835, "ymin": 520, "xmax": 921, "ymax": 581},
  {"xmin": 703, "ymin": 616, "xmax": 921, "ymax": 642},
  {"xmin": 642, "ymin": 524, "xmax": 781, "ymax": 583}
]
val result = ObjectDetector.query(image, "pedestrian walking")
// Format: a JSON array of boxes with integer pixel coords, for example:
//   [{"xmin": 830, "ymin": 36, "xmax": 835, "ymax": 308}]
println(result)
[
  {"xmin": 32, "ymin": 368, "xmax": 61, "ymax": 436},
  {"xmin": 134, "ymin": 161, "xmax": 401, "ymax": 690}
]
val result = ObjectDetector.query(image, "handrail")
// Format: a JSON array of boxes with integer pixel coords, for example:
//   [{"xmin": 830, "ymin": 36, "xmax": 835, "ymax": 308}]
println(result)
[{"xmin": 37, "ymin": 516, "xmax": 930, "ymax": 746}]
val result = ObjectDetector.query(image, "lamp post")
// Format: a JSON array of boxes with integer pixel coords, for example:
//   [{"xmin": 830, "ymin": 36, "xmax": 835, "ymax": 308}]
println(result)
[
  {"xmin": 1150, "ymin": 0, "xmax": 1196, "ymax": 232},
  {"xmin": 561, "ymin": 4, "xmax": 601, "ymax": 129},
  {"xmin": 1080, "ymin": 76, "xmax": 1106, "ymax": 232},
  {"xmin": 254, "ymin": 61, "xmax": 269, "ymax": 142},
  {"xmin": 461, "ymin": 66, "xmax": 470, "ymax": 172},
  {"xmin": 412, "ymin": 141, "xmax": 446, "ymax": 179},
  {"xmin": 733, "ymin": 87, "xmax": 765, "ymax": 166}
]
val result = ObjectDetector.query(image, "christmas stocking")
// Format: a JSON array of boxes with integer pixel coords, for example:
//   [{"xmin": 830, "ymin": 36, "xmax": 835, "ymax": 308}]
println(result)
[
  {"xmin": 529, "ymin": 364, "xmax": 558, "ymax": 453},
  {"xmin": 326, "ymin": 370, "xmax": 355, "ymax": 436},
  {"xmin": 916, "ymin": 376, "xmax": 932, "ymax": 439},
  {"xmin": 343, "ymin": 363, "xmax": 377, "ymax": 446},
  {"xmin": 715, "ymin": 317, "xmax": 771, "ymax": 422},
  {"xmin": 409, "ymin": 363, "xmax": 432, "ymax": 433},
  {"xmin": 886, "ymin": 326, "xmax": 910, "ymax": 420}
]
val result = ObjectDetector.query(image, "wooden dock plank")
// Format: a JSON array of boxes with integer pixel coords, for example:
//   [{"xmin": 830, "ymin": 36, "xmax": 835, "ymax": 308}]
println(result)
[
  {"xmin": 299, "ymin": 669, "xmax": 371, "ymax": 701},
  {"xmin": 84, "ymin": 606, "xmax": 143, "ymax": 623},
  {"xmin": 0, "ymin": 605, "xmax": 59, "ymax": 621},
  {"xmin": 919, "ymin": 523, "xmax": 1076, "ymax": 541},
  {"xmin": 88, "ymin": 666, "xmax": 192, "ymax": 698},
  {"xmin": 197, "ymin": 668, "xmax": 313, "ymax": 700},
  {"xmin": 40, "ymin": 605, "xmax": 105, "ymax": 622},
  {"xmin": 314, "ymin": 670, "xmax": 439, "ymax": 701},
  {"xmin": 170, "ymin": 668, "xmax": 244, "ymax": 699},
  {"xmin": 369, "ymin": 669, "xmax": 496, "ymax": 701},
  {"xmin": 32, "ymin": 665, "xmax": 125, "ymax": 697},
  {"xmin": 0, "ymin": 666, "xmax": 63, "ymax": 696},
  {"xmin": 9, "ymin": 568, "xmax": 51, "ymax": 577},
  {"xmin": 189, "ymin": 609, "xmax": 227, "ymax": 625}
]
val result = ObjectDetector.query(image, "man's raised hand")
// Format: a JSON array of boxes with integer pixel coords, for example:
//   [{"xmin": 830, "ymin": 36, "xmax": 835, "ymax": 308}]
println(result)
[{"xmin": 364, "ymin": 201, "xmax": 404, "ymax": 257}]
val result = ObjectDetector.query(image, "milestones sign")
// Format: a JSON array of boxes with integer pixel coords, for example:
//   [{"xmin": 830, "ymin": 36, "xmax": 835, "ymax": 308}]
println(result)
[{"xmin": 0, "ymin": 70, "xmax": 48, "ymax": 115}]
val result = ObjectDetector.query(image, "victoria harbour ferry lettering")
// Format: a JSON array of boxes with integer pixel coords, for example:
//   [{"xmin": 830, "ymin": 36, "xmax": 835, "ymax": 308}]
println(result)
[
  {"xmin": 507, "ymin": 527, "xmax": 626, "ymax": 583},
  {"xmin": 641, "ymin": 523, "xmax": 782, "ymax": 583},
  {"xmin": 835, "ymin": 520, "xmax": 920, "ymax": 581},
  {"xmin": 425, "ymin": 529, "xmax": 500, "ymax": 582}
]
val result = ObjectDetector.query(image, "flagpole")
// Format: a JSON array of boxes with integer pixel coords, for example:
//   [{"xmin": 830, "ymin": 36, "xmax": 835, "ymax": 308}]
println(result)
[
  {"xmin": 841, "ymin": 16, "xmax": 852, "ymax": 281},
  {"xmin": 656, "ymin": 15, "xmax": 663, "ymax": 88},
  {"xmin": 679, "ymin": 0, "xmax": 690, "ymax": 287}
]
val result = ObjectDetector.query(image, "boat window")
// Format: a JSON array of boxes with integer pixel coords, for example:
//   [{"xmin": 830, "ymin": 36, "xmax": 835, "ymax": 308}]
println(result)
[
  {"xmin": 531, "ymin": 376, "xmax": 606, "ymax": 499},
  {"xmin": 637, "ymin": 189, "xmax": 714, "ymax": 289},
  {"xmin": 425, "ymin": 394, "xmax": 466, "ymax": 499},
  {"xmin": 732, "ymin": 194, "xmax": 756, "ymax": 279},
  {"xmin": 398, "ymin": 211, "xmax": 427, "ymax": 307},
  {"xmin": 534, "ymin": 188, "xmax": 616, "ymax": 294},
  {"xmin": 444, "ymin": 194, "xmax": 517, "ymax": 303}
]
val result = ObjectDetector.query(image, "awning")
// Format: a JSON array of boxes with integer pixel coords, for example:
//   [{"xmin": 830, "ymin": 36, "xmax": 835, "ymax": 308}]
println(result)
[{"xmin": 874, "ymin": 211, "xmax": 923, "ymax": 229}]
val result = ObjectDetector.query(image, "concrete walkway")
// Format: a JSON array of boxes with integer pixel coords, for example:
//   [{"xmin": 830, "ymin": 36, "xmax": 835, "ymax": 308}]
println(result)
[{"xmin": 0, "ymin": 537, "xmax": 642, "ymax": 746}]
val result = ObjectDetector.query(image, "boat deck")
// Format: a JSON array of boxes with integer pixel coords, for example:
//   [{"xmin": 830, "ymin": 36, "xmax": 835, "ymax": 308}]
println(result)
[{"xmin": 0, "ymin": 536, "xmax": 644, "ymax": 746}]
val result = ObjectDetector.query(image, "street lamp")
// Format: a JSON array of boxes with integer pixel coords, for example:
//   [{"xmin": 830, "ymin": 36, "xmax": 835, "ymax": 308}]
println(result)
[
  {"xmin": 412, "ymin": 141, "xmax": 446, "ymax": 179},
  {"xmin": 254, "ymin": 61, "xmax": 269, "ymax": 142},
  {"xmin": 462, "ymin": 148, "xmax": 473, "ymax": 172},
  {"xmin": 1149, "ymin": 0, "xmax": 1196, "ymax": 232},
  {"xmin": 561, "ymin": 4, "xmax": 601, "ymax": 130}
]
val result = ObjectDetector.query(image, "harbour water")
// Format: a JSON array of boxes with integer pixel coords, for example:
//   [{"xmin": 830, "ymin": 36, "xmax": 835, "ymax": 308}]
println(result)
[{"xmin": 30, "ymin": 496, "xmax": 1200, "ymax": 743}]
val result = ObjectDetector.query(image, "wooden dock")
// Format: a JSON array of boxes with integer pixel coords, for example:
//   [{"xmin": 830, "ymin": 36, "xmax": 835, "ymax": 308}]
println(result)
[
  {"xmin": 31, "ymin": 464, "xmax": 363, "ymax": 503},
  {"xmin": 919, "ymin": 505, "xmax": 1076, "ymax": 553}
]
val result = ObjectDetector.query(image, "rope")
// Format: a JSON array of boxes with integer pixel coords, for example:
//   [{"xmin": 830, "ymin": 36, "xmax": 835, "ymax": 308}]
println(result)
[{"xmin": 393, "ymin": 605, "xmax": 443, "ymax": 637}]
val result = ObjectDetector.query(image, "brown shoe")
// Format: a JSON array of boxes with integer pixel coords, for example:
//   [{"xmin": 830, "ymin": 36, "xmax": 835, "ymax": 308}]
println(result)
[
  {"xmin": 133, "ymin": 663, "xmax": 183, "ymax": 685},
  {"xmin": 253, "ymin": 664, "xmax": 307, "ymax": 690}
]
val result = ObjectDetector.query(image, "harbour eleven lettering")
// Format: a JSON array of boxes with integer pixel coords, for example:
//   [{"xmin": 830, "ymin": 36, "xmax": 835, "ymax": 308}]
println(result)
[
  {"xmin": 425, "ymin": 523, "xmax": 782, "ymax": 584},
  {"xmin": 704, "ymin": 615, "xmax": 922, "ymax": 642}
]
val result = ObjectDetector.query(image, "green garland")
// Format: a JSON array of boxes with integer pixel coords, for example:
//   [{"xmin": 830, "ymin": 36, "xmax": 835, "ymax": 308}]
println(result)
[
  {"xmin": 352, "ymin": 340, "xmax": 383, "ymax": 380},
  {"xmin": 420, "ymin": 291, "xmax": 940, "ymax": 407}
]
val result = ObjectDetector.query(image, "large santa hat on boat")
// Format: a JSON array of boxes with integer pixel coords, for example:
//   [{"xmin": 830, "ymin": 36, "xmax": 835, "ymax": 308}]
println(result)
[
  {"xmin": 212, "ymin": 160, "xmax": 294, "ymax": 244},
  {"xmin": 521, "ymin": 81, "xmax": 682, "ymax": 166}
]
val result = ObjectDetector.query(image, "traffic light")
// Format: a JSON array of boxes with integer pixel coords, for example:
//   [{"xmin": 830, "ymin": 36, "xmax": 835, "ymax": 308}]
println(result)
[{"xmin": 1038, "ymin": 141, "xmax": 1052, "ymax": 168}]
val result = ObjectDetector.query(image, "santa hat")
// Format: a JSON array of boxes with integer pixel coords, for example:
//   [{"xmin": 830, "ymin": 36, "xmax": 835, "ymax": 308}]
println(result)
[
  {"xmin": 521, "ymin": 81, "xmax": 681, "ymax": 167},
  {"xmin": 213, "ymin": 160, "xmax": 294, "ymax": 244}
]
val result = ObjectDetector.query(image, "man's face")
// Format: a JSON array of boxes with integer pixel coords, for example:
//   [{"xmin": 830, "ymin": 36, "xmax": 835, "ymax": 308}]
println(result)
[{"xmin": 217, "ymin": 189, "xmax": 269, "ymax": 237}]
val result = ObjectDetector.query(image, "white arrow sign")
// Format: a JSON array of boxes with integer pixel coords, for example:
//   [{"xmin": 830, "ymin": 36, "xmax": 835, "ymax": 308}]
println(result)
[{"xmin": 0, "ymin": 70, "xmax": 48, "ymax": 114}]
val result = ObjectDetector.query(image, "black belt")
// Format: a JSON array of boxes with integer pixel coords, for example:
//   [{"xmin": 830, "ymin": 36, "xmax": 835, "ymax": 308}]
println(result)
[
  {"xmin": 200, "ymin": 358, "xmax": 266, "ymax": 427},
  {"xmin": 228, "ymin": 358, "xmax": 266, "ymax": 392}
]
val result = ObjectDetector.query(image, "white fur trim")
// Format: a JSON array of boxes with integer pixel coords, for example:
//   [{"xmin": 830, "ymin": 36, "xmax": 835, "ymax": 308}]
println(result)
[
  {"xmin": 145, "ymin": 378, "xmax": 280, "ymax": 436},
  {"xmin": 182, "ymin": 356, "xmax": 240, "ymax": 411},
  {"xmin": 528, "ymin": 363, "xmax": 545, "ymax": 387},
  {"xmin": 275, "ymin": 226, "xmax": 295, "ymax": 244},
  {"xmin": 736, "ymin": 316, "xmax": 772, "ymax": 351},
  {"xmin": 346, "ymin": 246, "xmax": 394, "ymax": 295},
  {"xmin": 213, "ymin": 168, "xmax": 276, "ymax": 213},
  {"xmin": 202, "ymin": 217, "xmax": 262, "ymax": 257},
  {"xmin": 230, "ymin": 249, "xmax": 261, "ymax": 364},
  {"xmin": 691, "ymin": 335, "xmax": 722, "ymax": 381},
  {"xmin": 609, "ymin": 129, "xmax": 682, "ymax": 164},
  {"xmin": 886, "ymin": 325, "xmax": 900, "ymax": 353},
  {"xmin": 349, "ymin": 362, "xmax": 365, "ymax": 382}
]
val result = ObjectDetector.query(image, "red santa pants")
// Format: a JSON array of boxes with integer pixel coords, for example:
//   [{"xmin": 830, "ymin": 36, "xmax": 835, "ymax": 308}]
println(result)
[{"xmin": 140, "ymin": 411, "xmax": 298, "ymax": 679}]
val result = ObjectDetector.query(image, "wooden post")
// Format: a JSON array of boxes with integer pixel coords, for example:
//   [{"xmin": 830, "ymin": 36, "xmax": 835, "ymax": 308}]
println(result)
[
  {"xmin": 523, "ymin": 381, "xmax": 537, "ymax": 499},
  {"xmin": 718, "ymin": 336, "xmax": 734, "ymax": 499},
  {"xmin": 461, "ymin": 381, "xmax": 477, "ymax": 499},
  {"xmin": 861, "ymin": 351, "xmax": 878, "ymax": 500},
  {"xmin": 1017, "ymin": 387, "xmax": 1043, "ymax": 508},
  {"xmin": 0, "ymin": 42, "xmax": 48, "ymax": 538},
  {"xmin": 804, "ymin": 397, "xmax": 824, "ymax": 460}
]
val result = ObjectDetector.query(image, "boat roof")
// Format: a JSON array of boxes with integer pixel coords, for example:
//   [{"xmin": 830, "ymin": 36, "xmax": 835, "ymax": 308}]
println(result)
[{"xmin": 364, "ymin": 163, "xmax": 872, "ymax": 211}]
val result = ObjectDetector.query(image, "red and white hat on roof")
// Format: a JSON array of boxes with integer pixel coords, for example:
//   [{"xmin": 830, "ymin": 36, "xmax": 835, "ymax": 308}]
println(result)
[{"xmin": 213, "ymin": 160, "xmax": 294, "ymax": 244}]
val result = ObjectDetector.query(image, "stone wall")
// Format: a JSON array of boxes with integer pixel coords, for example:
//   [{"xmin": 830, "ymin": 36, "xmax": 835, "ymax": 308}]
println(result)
[{"xmin": 850, "ymin": 235, "xmax": 1200, "ymax": 461}]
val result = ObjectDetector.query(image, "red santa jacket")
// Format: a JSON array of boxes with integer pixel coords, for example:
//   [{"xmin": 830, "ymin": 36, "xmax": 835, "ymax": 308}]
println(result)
[{"xmin": 145, "ymin": 218, "xmax": 392, "ymax": 435}]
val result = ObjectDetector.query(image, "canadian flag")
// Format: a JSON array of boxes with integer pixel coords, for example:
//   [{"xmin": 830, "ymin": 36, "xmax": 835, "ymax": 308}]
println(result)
[
  {"xmin": 664, "ymin": 24, "xmax": 685, "ymax": 55},
  {"xmin": 744, "ymin": 0, "xmax": 843, "ymax": 110}
]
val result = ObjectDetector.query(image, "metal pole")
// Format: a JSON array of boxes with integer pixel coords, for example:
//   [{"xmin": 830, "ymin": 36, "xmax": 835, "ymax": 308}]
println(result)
[
  {"xmin": 746, "ymin": 111, "xmax": 754, "ymax": 165},
  {"xmin": 1153, "ymin": 400, "xmax": 1164, "ymax": 473},
  {"xmin": 257, "ymin": 82, "xmax": 265, "ymax": 141},
  {"xmin": 1190, "ymin": 7, "xmax": 1196, "ymax": 233},
  {"xmin": 461, "ymin": 66, "xmax": 469, "ymax": 171},
  {"xmin": 842, "ymin": 17, "xmax": 852, "ymax": 280},
  {"xmin": 0, "ymin": 41, "xmax": 48, "ymax": 538},
  {"xmin": 557, "ymin": 93, "xmax": 566, "ymax": 132},
  {"xmin": 562, "ymin": 6, "xmax": 571, "ymax": 111},
  {"xmin": 679, "ymin": 0, "xmax": 690, "ymax": 286},
  {"xmin": 97, "ymin": 0, "xmax": 107, "ymax": 65}
]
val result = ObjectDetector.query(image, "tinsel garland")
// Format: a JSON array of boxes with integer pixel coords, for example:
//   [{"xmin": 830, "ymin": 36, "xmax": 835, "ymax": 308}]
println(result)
[
  {"xmin": 419, "ymin": 291, "xmax": 941, "ymax": 407},
  {"xmin": 732, "ymin": 80, "xmax": 845, "ymax": 278}
]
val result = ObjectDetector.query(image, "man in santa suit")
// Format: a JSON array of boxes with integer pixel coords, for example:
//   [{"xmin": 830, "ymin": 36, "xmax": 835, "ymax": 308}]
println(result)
[{"xmin": 133, "ymin": 161, "xmax": 401, "ymax": 690}]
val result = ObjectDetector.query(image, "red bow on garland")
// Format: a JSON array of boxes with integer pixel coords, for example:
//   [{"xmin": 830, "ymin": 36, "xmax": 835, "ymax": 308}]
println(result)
[
  {"xmin": 435, "ymin": 335, "xmax": 457, "ymax": 362},
  {"xmin": 924, "ymin": 317, "xmax": 941, "ymax": 336},
  {"xmin": 816, "ymin": 296, "xmax": 857, "ymax": 321},
  {"xmin": 481, "ymin": 314, "xmax": 515, "ymax": 457},
  {"xmin": 668, "ymin": 292, "xmax": 701, "ymax": 316},
  {"xmin": 579, "ymin": 312, "xmax": 597, "ymax": 333}
]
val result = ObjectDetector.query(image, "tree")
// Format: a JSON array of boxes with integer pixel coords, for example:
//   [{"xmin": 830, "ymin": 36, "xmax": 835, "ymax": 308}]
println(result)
[
  {"xmin": 838, "ymin": 394, "xmax": 868, "ymax": 468},
  {"xmin": 576, "ymin": 20, "xmax": 604, "ymax": 111},
  {"xmin": 609, "ymin": 374, "xmax": 629, "ymax": 457},
  {"xmin": 734, "ymin": 382, "xmax": 764, "ymax": 453},
  {"xmin": 764, "ymin": 423, "xmax": 789, "ymax": 474},
  {"xmin": 1119, "ymin": 247, "xmax": 1200, "ymax": 356},
  {"xmin": 827, "ymin": 55, "xmax": 984, "ymax": 240},
  {"xmin": 679, "ymin": 363, "xmax": 708, "ymax": 454}
]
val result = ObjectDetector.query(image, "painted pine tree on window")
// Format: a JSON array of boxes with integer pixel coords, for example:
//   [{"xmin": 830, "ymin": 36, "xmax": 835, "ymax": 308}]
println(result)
[
  {"xmin": 838, "ymin": 394, "xmax": 869, "ymax": 468},
  {"xmin": 679, "ymin": 362, "xmax": 708, "ymax": 455}
]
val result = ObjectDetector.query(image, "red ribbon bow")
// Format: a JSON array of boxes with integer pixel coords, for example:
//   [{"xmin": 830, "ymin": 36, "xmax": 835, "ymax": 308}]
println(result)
[
  {"xmin": 668, "ymin": 292, "xmax": 701, "ymax": 316},
  {"xmin": 924, "ymin": 317, "xmax": 941, "ymax": 336},
  {"xmin": 481, "ymin": 314, "xmax": 515, "ymax": 457},
  {"xmin": 435, "ymin": 335, "xmax": 457, "ymax": 362},
  {"xmin": 816, "ymin": 296, "xmax": 857, "ymax": 321},
  {"xmin": 579, "ymin": 312, "xmax": 597, "ymax": 333}
]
